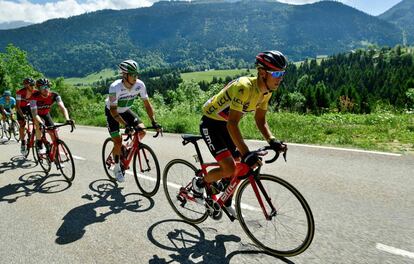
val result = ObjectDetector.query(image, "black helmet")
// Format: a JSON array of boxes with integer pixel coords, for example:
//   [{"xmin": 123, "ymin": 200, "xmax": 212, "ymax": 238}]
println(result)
[
  {"xmin": 36, "ymin": 78, "xmax": 50, "ymax": 88},
  {"xmin": 255, "ymin": 51, "xmax": 288, "ymax": 71},
  {"xmin": 23, "ymin": 77, "xmax": 35, "ymax": 86}
]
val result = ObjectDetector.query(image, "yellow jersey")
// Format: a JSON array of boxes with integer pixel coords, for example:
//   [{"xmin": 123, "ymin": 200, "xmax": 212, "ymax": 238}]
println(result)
[{"xmin": 202, "ymin": 77, "xmax": 272, "ymax": 121}]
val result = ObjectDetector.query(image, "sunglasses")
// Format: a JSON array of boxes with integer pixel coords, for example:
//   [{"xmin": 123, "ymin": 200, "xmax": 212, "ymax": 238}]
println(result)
[
  {"xmin": 40, "ymin": 85, "xmax": 50, "ymax": 90},
  {"xmin": 266, "ymin": 70, "xmax": 286, "ymax": 78},
  {"xmin": 128, "ymin": 73, "xmax": 139, "ymax": 77}
]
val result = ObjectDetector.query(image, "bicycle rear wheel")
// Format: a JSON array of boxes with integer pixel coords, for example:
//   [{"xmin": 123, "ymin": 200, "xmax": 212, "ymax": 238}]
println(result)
[
  {"xmin": 235, "ymin": 174, "xmax": 314, "ymax": 257},
  {"xmin": 102, "ymin": 137, "xmax": 116, "ymax": 182},
  {"xmin": 55, "ymin": 140, "xmax": 75, "ymax": 182},
  {"xmin": 163, "ymin": 159, "xmax": 208, "ymax": 224},
  {"xmin": 133, "ymin": 143, "xmax": 160, "ymax": 197}
]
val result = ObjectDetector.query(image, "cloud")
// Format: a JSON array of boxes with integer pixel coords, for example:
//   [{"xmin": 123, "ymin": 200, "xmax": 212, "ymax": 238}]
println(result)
[{"xmin": 0, "ymin": 0, "xmax": 157, "ymax": 23}]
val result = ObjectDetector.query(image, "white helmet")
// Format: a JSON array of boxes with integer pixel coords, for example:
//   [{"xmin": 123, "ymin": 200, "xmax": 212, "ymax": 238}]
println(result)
[{"xmin": 119, "ymin": 59, "xmax": 139, "ymax": 74}]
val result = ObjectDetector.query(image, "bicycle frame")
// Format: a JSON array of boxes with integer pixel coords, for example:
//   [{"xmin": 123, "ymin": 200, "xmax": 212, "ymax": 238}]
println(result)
[
  {"xmin": 183, "ymin": 137, "xmax": 277, "ymax": 221},
  {"xmin": 40, "ymin": 123, "xmax": 74, "ymax": 163}
]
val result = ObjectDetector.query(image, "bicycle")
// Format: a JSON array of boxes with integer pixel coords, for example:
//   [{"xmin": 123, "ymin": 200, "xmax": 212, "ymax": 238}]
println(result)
[
  {"xmin": 102, "ymin": 125, "xmax": 161, "ymax": 197},
  {"xmin": 35, "ymin": 122, "xmax": 76, "ymax": 182},
  {"xmin": 1, "ymin": 114, "xmax": 19, "ymax": 141},
  {"xmin": 163, "ymin": 134, "xmax": 315, "ymax": 257}
]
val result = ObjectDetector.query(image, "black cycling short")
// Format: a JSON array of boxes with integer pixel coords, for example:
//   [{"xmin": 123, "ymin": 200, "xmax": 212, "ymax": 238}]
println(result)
[
  {"xmin": 105, "ymin": 107, "xmax": 142, "ymax": 137},
  {"xmin": 199, "ymin": 115, "xmax": 239, "ymax": 161},
  {"xmin": 17, "ymin": 106, "xmax": 31, "ymax": 121},
  {"xmin": 39, "ymin": 113, "xmax": 54, "ymax": 127}
]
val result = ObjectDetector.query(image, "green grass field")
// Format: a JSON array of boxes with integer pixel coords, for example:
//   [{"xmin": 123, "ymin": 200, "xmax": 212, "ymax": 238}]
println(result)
[
  {"xmin": 181, "ymin": 69, "xmax": 251, "ymax": 82},
  {"xmin": 65, "ymin": 68, "xmax": 117, "ymax": 86}
]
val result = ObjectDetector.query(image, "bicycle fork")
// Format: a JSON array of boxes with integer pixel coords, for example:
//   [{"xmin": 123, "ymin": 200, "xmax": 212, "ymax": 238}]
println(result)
[{"xmin": 249, "ymin": 176, "xmax": 277, "ymax": 220}]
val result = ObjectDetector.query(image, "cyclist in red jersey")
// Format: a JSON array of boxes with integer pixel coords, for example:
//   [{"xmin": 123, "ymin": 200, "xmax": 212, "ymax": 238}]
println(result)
[
  {"xmin": 30, "ymin": 78, "xmax": 73, "ymax": 154},
  {"xmin": 16, "ymin": 78, "xmax": 37, "ymax": 155}
]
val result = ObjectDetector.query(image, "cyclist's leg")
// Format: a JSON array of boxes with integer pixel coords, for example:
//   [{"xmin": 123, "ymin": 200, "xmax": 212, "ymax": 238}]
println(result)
[
  {"xmin": 42, "ymin": 113, "xmax": 56, "ymax": 142},
  {"xmin": 199, "ymin": 116, "xmax": 237, "ymax": 184},
  {"xmin": 105, "ymin": 107, "xmax": 122, "ymax": 160},
  {"xmin": 17, "ymin": 107, "xmax": 27, "ymax": 141}
]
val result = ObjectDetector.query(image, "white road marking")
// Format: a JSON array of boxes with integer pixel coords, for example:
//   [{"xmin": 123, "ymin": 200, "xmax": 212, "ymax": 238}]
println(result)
[
  {"xmin": 250, "ymin": 140, "xmax": 402, "ymax": 157},
  {"xmin": 376, "ymin": 243, "xmax": 414, "ymax": 259},
  {"xmin": 72, "ymin": 155, "xmax": 86, "ymax": 160},
  {"xmin": 126, "ymin": 170, "xmax": 262, "ymax": 212}
]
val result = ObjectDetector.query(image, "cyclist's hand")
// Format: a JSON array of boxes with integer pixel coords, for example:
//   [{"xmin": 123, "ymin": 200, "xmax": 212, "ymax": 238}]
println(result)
[
  {"xmin": 269, "ymin": 138, "xmax": 287, "ymax": 152},
  {"xmin": 66, "ymin": 119, "xmax": 75, "ymax": 126},
  {"xmin": 152, "ymin": 121, "xmax": 162, "ymax": 130},
  {"xmin": 242, "ymin": 151, "xmax": 262, "ymax": 167},
  {"xmin": 125, "ymin": 125, "xmax": 136, "ymax": 135}
]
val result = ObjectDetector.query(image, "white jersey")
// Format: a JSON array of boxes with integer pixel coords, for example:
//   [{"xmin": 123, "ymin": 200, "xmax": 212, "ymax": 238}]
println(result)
[{"xmin": 105, "ymin": 79, "xmax": 148, "ymax": 113}]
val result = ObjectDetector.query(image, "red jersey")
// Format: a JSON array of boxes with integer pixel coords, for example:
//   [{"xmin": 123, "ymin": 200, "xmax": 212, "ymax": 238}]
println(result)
[
  {"xmin": 16, "ymin": 88, "xmax": 37, "ymax": 108},
  {"xmin": 30, "ymin": 91, "xmax": 62, "ymax": 116}
]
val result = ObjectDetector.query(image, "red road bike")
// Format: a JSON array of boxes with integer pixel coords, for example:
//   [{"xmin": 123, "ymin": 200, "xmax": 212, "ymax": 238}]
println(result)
[{"xmin": 163, "ymin": 134, "xmax": 315, "ymax": 257}]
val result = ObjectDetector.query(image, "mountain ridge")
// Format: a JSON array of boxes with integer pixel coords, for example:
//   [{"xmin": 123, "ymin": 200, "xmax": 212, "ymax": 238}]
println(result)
[{"xmin": 0, "ymin": 0, "xmax": 403, "ymax": 77}]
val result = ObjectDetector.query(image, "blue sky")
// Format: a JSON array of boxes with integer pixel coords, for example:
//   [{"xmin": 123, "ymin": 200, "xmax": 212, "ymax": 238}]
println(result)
[{"xmin": 0, "ymin": 0, "xmax": 403, "ymax": 24}]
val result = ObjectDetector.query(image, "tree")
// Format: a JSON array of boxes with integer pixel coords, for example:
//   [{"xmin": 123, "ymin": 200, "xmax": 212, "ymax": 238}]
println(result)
[{"xmin": 0, "ymin": 44, "xmax": 40, "ymax": 91}]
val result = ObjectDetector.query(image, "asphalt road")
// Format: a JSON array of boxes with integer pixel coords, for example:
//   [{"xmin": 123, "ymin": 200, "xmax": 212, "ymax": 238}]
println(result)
[{"xmin": 0, "ymin": 125, "xmax": 413, "ymax": 264}]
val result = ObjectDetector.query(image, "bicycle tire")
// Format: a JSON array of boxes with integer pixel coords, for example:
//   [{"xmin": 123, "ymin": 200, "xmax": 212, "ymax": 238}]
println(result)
[
  {"xmin": 235, "ymin": 174, "xmax": 314, "ymax": 257},
  {"xmin": 35, "ymin": 142, "xmax": 51, "ymax": 174},
  {"xmin": 11, "ymin": 120, "xmax": 20, "ymax": 141},
  {"xmin": 102, "ymin": 137, "xmax": 116, "ymax": 182},
  {"xmin": 3, "ymin": 121, "xmax": 11, "ymax": 140},
  {"xmin": 56, "ymin": 140, "xmax": 75, "ymax": 182},
  {"xmin": 163, "ymin": 159, "xmax": 208, "ymax": 224},
  {"xmin": 132, "ymin": 143, "xmax": 160, "ymax": 197}
]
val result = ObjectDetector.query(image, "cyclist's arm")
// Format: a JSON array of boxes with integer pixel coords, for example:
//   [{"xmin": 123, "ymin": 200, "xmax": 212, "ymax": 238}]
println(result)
[
  {"xmin": 16, "ymin": 98, "xmax": 24, "ymax": 117},
  {"xmin": 0, "ymin": 105, "xmax": 6, "ymax": 119},
  {"xmin": 227, "ymin": 109, "xmax": 249, "ymax": 156},
  {"xmin": 30, "ymin": 100, "xmax": 43, "ymax": 125},
  {"xmin": 57, "ymin": 101, "xmax": 70, "ymax": 121},
  {"xmin": 255, "ymin": 108, "xmax": 275, "ymax": 142},
  {"xmin": 143, "ymin": 99, "xmax": 157, "ymax": 124},
  {"xmin": 108, "ymin": 92, "xmax": 127, "ymax": 126}
]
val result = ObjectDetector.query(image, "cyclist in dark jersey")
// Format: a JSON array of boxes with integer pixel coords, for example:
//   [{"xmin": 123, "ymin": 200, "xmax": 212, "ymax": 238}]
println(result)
[
  {"xmin": 30, "ymin": 78, "xmax": 73, "ymax": 154},
  {"xmin": 193, "ymin": 51, "xmax": 288, "ymax": 217},
  {"xmin": 16, "ymin": 78, "xmax": 37, "ymax": 154}
]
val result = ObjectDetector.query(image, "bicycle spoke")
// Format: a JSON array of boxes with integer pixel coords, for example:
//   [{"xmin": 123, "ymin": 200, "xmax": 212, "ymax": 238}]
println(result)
[
  {"xmin": 163, "ymin": 159, "xmax": 208, "ymax": 224},
  {"xmin": 236, "ymin": 174, "xmax": 314, "ymax": 256}
]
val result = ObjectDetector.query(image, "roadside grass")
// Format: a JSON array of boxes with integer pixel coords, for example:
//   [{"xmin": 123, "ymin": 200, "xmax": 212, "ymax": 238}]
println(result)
[{"xmin": 65, "ymin": 69, "xmax": 117, "ymax": 86}]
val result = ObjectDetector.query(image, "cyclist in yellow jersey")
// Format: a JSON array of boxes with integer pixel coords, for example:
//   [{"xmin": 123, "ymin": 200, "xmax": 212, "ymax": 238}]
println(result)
[{"xmin": 193, "ymin": 51, "xmax": 288, "ymax": 217}]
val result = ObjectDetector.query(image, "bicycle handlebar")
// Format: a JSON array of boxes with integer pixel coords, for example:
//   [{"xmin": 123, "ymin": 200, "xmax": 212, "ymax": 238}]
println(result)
[
  {"xmin": 253, "ymin": 144, "xmax": 288, "ymax": 164},
  {"xmin": 124, "ymin": 125, "xmax": 163, "ymax": 141},
  {"xmin": 42, "ymin": 121, "xmax": 75, "ymax": 135}
]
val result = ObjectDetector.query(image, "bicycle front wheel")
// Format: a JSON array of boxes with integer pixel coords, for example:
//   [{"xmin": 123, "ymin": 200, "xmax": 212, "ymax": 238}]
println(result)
[
  {"xmin": 3, "ymin": 121, "xmax": 11, "ymax": 140},
  {"xmin": 11, "ymin": 120, "xmax": 20, "ymax": 141},
  {"xmin": 56, "ymin": 140, "xmax": 75, "ymax": 182},
  {"xmin": 35, "ymin": 143, "xmax": 51, "ymax": 174},
  {"xmin": 133, "ymin": 143, "xmax": 160, "ymax": 197},
  {"xmin": 163, "ymin": 159, "xmax": 208, "ymax": 224},
  {"xmin": 235, "ymin": 174, "xmax": 314, "ymax": 257}
]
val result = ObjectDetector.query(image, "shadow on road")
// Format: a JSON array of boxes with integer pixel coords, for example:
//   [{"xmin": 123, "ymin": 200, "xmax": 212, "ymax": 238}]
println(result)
[
  {"xmin": 147, "ymin": 219, "xmax": 294, "ymax": 264},
  {"xmin": 55, "ymin": 179, "xmax": 155, "ymax": 245},
  {"xmin": 0, "ymin": 156, "xmax": 37, "ymax": 174},
  {"xmin": 0, "ymin": 171, "xmax": 71, "ymax": 203}
]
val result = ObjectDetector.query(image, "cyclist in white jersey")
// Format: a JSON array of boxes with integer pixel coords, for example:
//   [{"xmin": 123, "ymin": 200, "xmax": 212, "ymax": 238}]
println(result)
[{"xmin": 105, "ymin": 59, "xmax": 161, "ymax": 182}]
